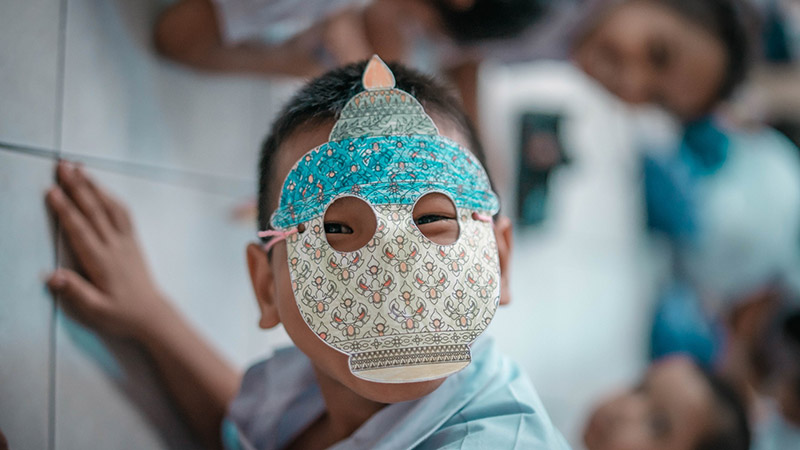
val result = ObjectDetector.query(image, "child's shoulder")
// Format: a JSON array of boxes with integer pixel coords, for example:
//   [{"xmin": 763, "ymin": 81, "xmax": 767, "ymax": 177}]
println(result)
[
  {"xmin": 406, "ymin": 338, "xmax": 571, "ymax": 449},
  {"xmin": 224, "ymin": 340, "xmax": 570, "ymax": 450},
  {"xmin": 240, "ymin": 345, "xmax": 312, "ymax": 391},
  {"xmin": 224, "ymin": 346, "xmax": 323, "ymax": 450}
]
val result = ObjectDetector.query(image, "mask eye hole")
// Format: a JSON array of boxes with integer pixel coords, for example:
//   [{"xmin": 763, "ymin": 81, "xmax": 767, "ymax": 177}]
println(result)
[
  {"xmin": 323, "ymin": 196, "xmax": 376, "ymax": 252},
  {"xmin": 413, "ymin": 192, "xmax": 460, "ymax": 245}
]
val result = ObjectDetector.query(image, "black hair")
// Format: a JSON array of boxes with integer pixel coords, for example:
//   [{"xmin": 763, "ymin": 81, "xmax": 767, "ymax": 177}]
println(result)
[
  {"xmin": 432, "ymin": 0, "xmax": 545, "ymax": 43},
  {"xmin": 783, "ymin": 308, "xmax": 800, "ymax": 350},
  {"xmin": 738, "ymin": 281, "xmax": 800, "ymax": 387},
  {"xmin": 778, "ymin": 307, "xmax": 800, "ymax": 415},
  {"xmin": 257, "ymin": 60, "xmax": 489, "ymax": 231},
  {"xmin": 694, "ymin": 369, "xmax": 751, "ymax": 450},
  {"xmin": 654, "ymin": 0, "xmax": 754, "ymax": 103}
]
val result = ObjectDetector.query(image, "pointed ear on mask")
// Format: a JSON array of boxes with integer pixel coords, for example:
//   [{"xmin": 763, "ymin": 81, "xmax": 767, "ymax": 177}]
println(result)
[
  {"xmin": 493, "ymin": 216, "xmax": 513, "ymax": 306},
  {"xmin": 246, "ymin": 243, "xmax": 281, "ymax": 329}
]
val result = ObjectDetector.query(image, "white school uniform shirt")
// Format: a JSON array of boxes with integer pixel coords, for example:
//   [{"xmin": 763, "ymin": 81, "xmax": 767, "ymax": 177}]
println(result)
[{"xmin": 221, "ymin": 337, "xmax": 571, "ymax": 449}]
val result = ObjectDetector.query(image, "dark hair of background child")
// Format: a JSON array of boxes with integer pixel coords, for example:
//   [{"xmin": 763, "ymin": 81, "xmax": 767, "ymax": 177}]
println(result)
[
  {"xmin": 432, "ymin": 0, "xmax": 546, "ymax": 43},
  {"xmin": 658, "ymin": 0, "xmax": 754, "ymax": 102},
  {"xmin": 695, "ymin": 368, "xmax": 751, "ymax": 450}
]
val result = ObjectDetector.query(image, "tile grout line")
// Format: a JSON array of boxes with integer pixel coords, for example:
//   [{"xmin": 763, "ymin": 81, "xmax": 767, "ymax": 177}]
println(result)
[
  {"xmin": 0, "ymin": 140, "xmax": 255, "ymax": 199},
  {"xmin": 49, "ymin": 0, "xmax": 69, "ymax": 447},
  {"xmin": 0, "ymin": 142, "xmax": 58, "ymax": 159},
  {"xmin": 0, "ymin": 138, "xmax": 254, "ymax": 183},
  {"xmin": 56, "ymin": 151, "xmax": 255, "ymax": 197}
]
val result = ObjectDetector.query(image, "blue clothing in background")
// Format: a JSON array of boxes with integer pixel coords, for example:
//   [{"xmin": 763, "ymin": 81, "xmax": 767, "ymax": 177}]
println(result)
[
  {"xmin": 645, "ymin": 119, "xmax": 800, "ymax": 365},
  {"xmin": 644, "ymin": 118, "xmax": 731, "ymax": 365},
  {"xmin": 643, "ymin": 117, "xmax": 729, "ymax": 243},
  {"xmin": 222, "ymin": 338, "xmax": 570, "ymax": 450},
  {"xmin": 650, "ymin": 280, "xmax": 720, "ymax": 368}
]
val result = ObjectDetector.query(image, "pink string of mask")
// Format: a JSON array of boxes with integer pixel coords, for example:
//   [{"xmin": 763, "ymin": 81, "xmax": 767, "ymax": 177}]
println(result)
[
  {"xmin": 258, "ymin": 228, "xmax": 298, "ymax": 253},
  {"xmin": 471, "ymin": 212, "xmax": 493, "ymax": 223}
]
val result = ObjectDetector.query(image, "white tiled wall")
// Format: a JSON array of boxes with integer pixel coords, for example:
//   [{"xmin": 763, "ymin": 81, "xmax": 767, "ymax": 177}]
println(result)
[
  {"xmin": 0, "ymin": 0, "xmax": 61, "ymax": 150},
  {"xmin": 0, "ymin": 150, "xmax": 57, "ymax": 450},
  {"xmin": 0, "ymin": 0, "xmax": 61, "ymax": 446}
]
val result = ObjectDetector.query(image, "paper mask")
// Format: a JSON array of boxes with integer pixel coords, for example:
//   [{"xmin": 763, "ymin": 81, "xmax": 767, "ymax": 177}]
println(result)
[{"xmin": 263, "ymin": 56, "xmax": 501, "ymax": 383}]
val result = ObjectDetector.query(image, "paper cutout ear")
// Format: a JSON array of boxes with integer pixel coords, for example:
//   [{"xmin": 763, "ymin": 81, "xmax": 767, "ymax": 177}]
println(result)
[
  {"xmin": 363, "ymin": 55, "xmax": 396, "ymax": 90},
  {"xmin": 328, "ymin": 55, "xmax": 439, "ymax": 141}
]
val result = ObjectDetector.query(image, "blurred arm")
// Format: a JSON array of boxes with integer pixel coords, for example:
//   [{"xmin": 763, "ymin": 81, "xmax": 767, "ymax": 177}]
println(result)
[
  {"xmin": 139, "ymin": 301, "xmax": 242, "ymax": 450},
  {"xmin": 728, "ymin": 64, "xmax": 800, "ymax": 124},
  {"xmin": 46, "ymin": 161, "xmax": 240, "ymax": 450},
  {"xmin": 153, "ymin": 0, "xmax": 372, "ymax": 78}
]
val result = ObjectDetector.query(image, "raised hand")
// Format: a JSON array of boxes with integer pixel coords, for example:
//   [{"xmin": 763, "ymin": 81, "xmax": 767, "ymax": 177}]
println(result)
[
  {"xmin": 45, "ymin": 160, "xmax": 239, "ymax": 449},
  {"xmin": 45, "ymin": 161, "xmax": 169, "ymax": 339}
]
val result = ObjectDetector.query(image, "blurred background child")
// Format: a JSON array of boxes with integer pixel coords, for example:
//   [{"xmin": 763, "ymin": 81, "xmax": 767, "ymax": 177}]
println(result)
[{"xmin": 582, "ymin": 356, "xmax": 750, "ymax": 450}]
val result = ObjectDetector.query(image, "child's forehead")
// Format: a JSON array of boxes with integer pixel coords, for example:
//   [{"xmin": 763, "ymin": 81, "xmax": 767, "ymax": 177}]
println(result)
[{"xmin": 268, "ymin": 116, "xmax": 470, "ymax": 209}]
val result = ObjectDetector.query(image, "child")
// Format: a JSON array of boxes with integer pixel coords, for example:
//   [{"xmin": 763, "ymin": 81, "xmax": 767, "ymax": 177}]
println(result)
[
  {"xmin": 45, "ymin": 57, "xmax": 569, "ymax": 449},
  {"xmin": 583, "ymin": 356, "xmax": 750, "ymax": 450}
]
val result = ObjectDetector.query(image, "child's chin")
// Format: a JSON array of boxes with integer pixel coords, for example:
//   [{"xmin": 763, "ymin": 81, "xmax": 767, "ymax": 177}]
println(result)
[{"xmin": 350, "ymin": 376, "xmax": 448, "ymax": 403}]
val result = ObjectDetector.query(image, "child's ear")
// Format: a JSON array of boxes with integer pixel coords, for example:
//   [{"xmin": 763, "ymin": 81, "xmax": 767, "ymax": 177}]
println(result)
[
  {"xmin": 493, "ymin": 216, "xmax": 513, "ymax": 306},
  {"xmin": 246, "ymin": 243, "xmax": 281, "ymax": 329}
]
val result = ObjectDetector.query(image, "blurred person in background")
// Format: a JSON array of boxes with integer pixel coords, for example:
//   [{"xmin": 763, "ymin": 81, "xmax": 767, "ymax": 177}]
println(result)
[
  {"xmin": 579, "ymin": 3, "xmax": 800, "ymax": 449},
  {"xmin": 645, "ymin": 121, "xmax": 800, "ymax": 361},
  {"xmin": 720, "ymin": 286, "xmax": 800, "ymax": 450},
  {"xmin": 642, "ymin": 74, "xmax": 800, "ymax": 450},
  {"xmin": 582, "ymin": 356, "xmax": 750, "ymax": 450},
  {"xmin": 571, "ymin": 0, "xmax": 753, "ymax": 121},
  {"xmin": 153, "ymin": 0, "xmax": 752, "ymax": 123}
]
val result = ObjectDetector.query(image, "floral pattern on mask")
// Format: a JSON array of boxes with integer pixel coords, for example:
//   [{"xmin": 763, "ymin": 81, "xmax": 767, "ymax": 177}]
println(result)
[{"xmin": 285, "ymin": 203, "xmax": 500, "ymax": 382}]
